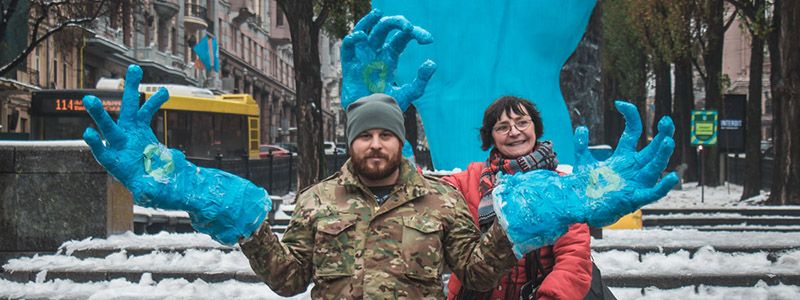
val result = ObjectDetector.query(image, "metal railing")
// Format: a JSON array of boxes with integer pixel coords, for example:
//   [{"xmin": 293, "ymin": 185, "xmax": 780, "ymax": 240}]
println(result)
[
  {"xmin": 188, "ymin": 154, "xmax": 348, "ymax": 196},
  {"xmin": 184, "ymin": 4, "xmax": 209, "ymax": 22}
]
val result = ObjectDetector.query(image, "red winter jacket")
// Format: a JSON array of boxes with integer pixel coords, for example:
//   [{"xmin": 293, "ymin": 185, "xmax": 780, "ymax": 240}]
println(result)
[{"xmin": 444, "ymin": 162, "xmax": 592, "ymax": 300}]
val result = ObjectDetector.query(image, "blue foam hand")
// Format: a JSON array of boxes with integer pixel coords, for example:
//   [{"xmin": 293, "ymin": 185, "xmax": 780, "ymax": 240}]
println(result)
[
  {"xmin": 341, "ymin": 9, "xmax": 437, "ymax": 111},
  {"xmin": 371, "ymin": 1, "xmax": 598, "ymax": 170},
  {"xmin": 82, "ymin": 64, "xmax": 271, "ymax": 245},
  {"xmin": 492, "ymin": 101, "xmax": 679, "ymax": 258}
]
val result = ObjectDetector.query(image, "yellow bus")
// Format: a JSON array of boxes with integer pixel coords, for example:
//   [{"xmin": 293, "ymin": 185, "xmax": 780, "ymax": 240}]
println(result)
[{"xmin": 30, "ymin": 82, "xmax": 260, "ymax": 159}]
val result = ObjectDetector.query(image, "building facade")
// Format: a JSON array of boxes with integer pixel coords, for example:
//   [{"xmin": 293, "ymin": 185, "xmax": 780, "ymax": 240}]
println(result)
[{"xmin": 2, "ymin": 0, "xmax": 345, "ymax": 145}]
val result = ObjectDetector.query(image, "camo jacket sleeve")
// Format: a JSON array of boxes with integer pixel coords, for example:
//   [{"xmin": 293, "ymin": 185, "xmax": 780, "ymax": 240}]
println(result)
[
  {"xmin": 239, "ymin": 188, "xmax": 320, "ymax": 297},
  {"xmin": 440, "ymin": 183, "xmax": 519, "ymax": 291}
]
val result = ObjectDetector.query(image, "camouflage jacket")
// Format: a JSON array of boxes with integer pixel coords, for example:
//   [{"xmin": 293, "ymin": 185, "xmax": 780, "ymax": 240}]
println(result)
[{"xmin": 240, "ymin": 158, "xmax": 517, "ymax": 299}]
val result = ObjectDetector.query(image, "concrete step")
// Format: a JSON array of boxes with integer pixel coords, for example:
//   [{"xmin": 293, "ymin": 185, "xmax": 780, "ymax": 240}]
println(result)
[
  {"xmin": 642, "ymin": 207, "xmax": 800, "ymax": 216},
  {"xmin": 644, "ymin": 225, "xmax": 800, "ymax": 232},
  {"xmin": 4, "ymin": 268, "xmax": 798, "ymax": 290},
  {"xmin": 66, "ymin": 247, "xmax": 234, "ymax": 260},
  {"xmin": 61, "ymin": 244, "xmax": 800, "ymax": 260},
  {"xmin": 643, "ymin": 216, "xmax": 800, "ymax": 227},
  {"xmin": 0, "ymin": 269, "xmax": 261, "ymax": 284},
  {"xmin": 603, "ymin": 273, "xmax": 800, "ymax": 289},
  {"xmin": 591, "ymin": 245, "xmax": 800, "ymax": 257}
]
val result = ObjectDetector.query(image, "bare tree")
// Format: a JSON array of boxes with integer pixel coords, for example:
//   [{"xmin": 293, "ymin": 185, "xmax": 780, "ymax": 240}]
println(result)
[
  {"xmin": 0, "ymin": 0, "xmax": 109, "ymax": 76},
  {"xmin": 727, "ymin": 0, "xmax": 773, "ymax": 200},
  {"xmin": 277, "ymin": 0, "xmax": 370, "ymax": 189},
  {"xmin": 767, "ymin": 0, "xmax": 800, "ymax": 205}
]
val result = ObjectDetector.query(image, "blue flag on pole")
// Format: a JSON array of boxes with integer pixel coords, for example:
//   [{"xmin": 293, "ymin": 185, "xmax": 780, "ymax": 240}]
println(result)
[
  {"xmin": 212, "ymin": 36, "xmax": 220, "ymax": 73},
  {"xmin": 193, "ymin": 34, "xmax": 218, "ymax": 72}
]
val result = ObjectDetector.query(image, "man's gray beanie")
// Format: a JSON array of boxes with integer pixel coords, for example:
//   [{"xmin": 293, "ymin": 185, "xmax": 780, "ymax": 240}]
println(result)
[{"xmin": 346, "ymin": 93, "xmax": 405, "ymax": 146}]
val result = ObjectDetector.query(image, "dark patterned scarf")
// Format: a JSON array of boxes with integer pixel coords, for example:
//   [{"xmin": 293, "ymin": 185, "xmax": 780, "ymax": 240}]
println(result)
[{"xmin": 477, "ymin": 141, "xmax": 558, "ymax": 228}]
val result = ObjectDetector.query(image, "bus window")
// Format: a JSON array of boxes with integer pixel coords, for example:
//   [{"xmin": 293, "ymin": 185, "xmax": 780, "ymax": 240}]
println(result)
[
  {"xmin": 152, "ymin": 111, "xmax": 165, "ymax": 144},
  {"xmin": 191, "ymin": 112, "xmax": 214, "ymax": 158},
  {"xmin": 220, "ymin": 114, "xmax": 247, "ymax": 158},
  {"xmin": 42, "ymin": 116, "xmax": 95, "ymax": 140},
  {"xmin": 167, "ymin": 110, "xmax": 191, "ymax": 155}
]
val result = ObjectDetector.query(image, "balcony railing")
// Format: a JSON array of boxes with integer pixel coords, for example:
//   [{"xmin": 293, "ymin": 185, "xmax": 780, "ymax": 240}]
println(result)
[
  {"xmin": 184, "ymin": 3, "xmax": 209, "ymax": 32},
  {"xmin": 184, "ymin": 4, "xmax": 208, "ymax": 22},
  {"xmin": 134, "ymin": 47, "xmax": 172, "ymax": 66}
]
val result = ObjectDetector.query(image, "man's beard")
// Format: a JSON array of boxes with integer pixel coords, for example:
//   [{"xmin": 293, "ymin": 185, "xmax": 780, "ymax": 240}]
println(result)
[{"xmin": 352, "ymin": 149, "xmax": 403, "ymax": 181}]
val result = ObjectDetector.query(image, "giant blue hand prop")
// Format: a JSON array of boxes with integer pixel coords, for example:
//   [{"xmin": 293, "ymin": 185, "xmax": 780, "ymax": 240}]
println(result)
[
  {"xmin": 493, "ymin": 101, "xmax": 679, "ymax": 258},
  {"xmin": 82, "ymin": 65, "xmax": 270, "ymax": 245},
  {"xmin": 368, "ymin": 1, "xmax": 597, "ymax": 170},
  {"xmin": 341, "ymin": 9, "xmax": 437, "ymax": 161},
  {"xmin": 341, "ymin": 9, "xmax": 437, "ymax": 111}
]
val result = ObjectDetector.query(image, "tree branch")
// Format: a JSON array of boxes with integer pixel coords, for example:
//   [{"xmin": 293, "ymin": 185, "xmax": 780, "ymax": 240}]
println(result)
[
  {"xmin": 692, "ymin": 56, "xmax": 707, "ymax": 82},
  {"xmin": 723, "ymin": 7, "xmax": 740, "ymax": 30},
  {"xmin": 313, "ymin": 0, "xmax": 333, "ymax": 30},
  {"xmin": 726, "ymin": 0, "xmax": 750, "ymax": 12},
  {"xmin": 1, "ymin": 13, "xmax": 97, "ymax": 76}
]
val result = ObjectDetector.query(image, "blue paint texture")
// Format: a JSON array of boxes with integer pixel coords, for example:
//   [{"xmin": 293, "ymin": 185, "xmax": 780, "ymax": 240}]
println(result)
[
  {"xmin": 82, "ymin": 65, "xmax": 270, "ymax": 245},
  {"xmin": 493, "ymin": 101, "xmax": 679, "ymax": 258},
  {"xmin": 341, "ymin": 10, "xmax": 437, "ymax": 161},
  {"xmin": 341, "ymin": 10, "xmax": 437, "ymax": 111},
  {"xmin": 368, "ymin": 1, "xmax": 597, "ymax": 170}
]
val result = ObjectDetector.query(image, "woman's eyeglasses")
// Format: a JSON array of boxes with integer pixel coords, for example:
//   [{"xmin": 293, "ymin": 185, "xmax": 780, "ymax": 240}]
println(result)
[{"xmin": 493, "ymin": 119, "xmax": 533, "ymax": 135}]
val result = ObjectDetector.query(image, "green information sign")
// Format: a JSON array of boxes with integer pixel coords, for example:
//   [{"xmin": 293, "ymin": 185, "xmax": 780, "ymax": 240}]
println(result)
[{"xmin": 691, "ymin": 110, "xmax": 718, "ymax": 145}]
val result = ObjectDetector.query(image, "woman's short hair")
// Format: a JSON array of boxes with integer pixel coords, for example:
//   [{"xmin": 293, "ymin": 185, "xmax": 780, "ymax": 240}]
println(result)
[{"xmin": 479, "ymin": 96, "xmax": 544, "ymax": 151}]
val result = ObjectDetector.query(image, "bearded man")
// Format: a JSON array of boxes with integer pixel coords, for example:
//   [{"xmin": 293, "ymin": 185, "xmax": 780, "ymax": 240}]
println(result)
[{"xmin": 240, "ymin": 93, "xmax": 518, "ymax": 298}]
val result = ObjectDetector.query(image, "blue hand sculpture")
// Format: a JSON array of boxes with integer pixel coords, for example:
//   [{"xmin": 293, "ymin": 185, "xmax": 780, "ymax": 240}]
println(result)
[
  {"xmin": 341, "ymin": 9, "xmax": 437, "ymax": 111},
  {"xmin": 341, "ymin": 9, "xmax": 437, "ymax": 160},
  {"xmin": 371, "ymin": 1, "xmax": 597, "ymax": 170},
  {"xmin": 492, "ymin": 101, "xmax": 679, "ymax": 258},
  {"xmin": 82, "ymin": 65, "xmax": 271, "ymax": 245}
]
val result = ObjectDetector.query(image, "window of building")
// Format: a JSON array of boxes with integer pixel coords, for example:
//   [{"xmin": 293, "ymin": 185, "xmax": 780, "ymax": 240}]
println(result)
[
  {"xmin": 53, "ymin": 56, "xmax": 58, "ymax": 89},
  {"xmin": 276, "ymin": 6, "xmax": 284, "ymax": 26},
  {"xmin": 63, "ymin": 60, "xmax": 67, "ymax": 88}
]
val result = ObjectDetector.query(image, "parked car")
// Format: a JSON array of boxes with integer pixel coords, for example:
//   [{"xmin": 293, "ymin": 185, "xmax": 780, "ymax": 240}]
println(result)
[
  {"xmin": 336, "ymin": 143, "xmax": 348, "ymax": 154},
  {"xmin": 277, "ymin": 142, "xmax": 298, "ymax": 153},
  {"xmin": 259, "ymin": 144, "xmax": 291, "ymax": 158},
  {"xmin": 324, "ymin": 142, "xmax": 336, "ymax": 155}
]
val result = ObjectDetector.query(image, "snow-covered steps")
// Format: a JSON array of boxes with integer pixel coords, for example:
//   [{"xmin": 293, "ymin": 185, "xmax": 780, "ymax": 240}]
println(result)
[
  {"xmin": 611, "ymin": 284, "xmax": 800, "ymax": 299},
  {"xmin": 642, "ymin": 207, "xmax": 800, "ymax": 216},
  {"xmin": 591, "ymin": 230, "xmax": 800, "ymax": 289},
  {"xmin": 2, "ymin": 248, "xmax": 259, "ymax": 285},
  {"xmin": 0, "ymin": 277, "xmax": 310, "ymax": 300},
  {"xmin": 641, "ymin": 207, "xmax": 800, "ymax": 231},
  {"xmin": 594, "ymin": 248, "xmax": 800, "ymax": 288},
  {"xmin": 2, "ymin": 269, "xmax": 261, "ymax": 285},
  {"xmin": 4, "ymin": 229, "xmax": 800, "ymax": 297}
]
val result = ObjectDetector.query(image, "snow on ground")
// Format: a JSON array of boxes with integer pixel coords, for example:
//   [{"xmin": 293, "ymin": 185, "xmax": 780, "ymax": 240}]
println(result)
[
  {"xmin": 0, "ymin": 140, "xmax": 87, "ymax": 147},
  {"xmin": 611, "ymin": 284, "xmax": 800, "ymax": 300},
  {"xmin": 59, "ymin": 232, "xmax": 229, "ymax": 255},
  {"xmin": 133, "ymin": 206, "xmax": 190, "ymax": 219},
  {"xmin": 0, "ymin": 278, "xmax": 311, "ymax": 300},
  {"xmin": 594, "ymin": 229, "xmax": 800, "ymax": 249},
  {"xmin": 3, "ymin": 183, "xmax": 799, "ymax": 299},
  {"xmin": 595, "ymin": 248, "xmax": 800, "ymax": 276},
  {"xmin": 8, "ymin": 230, "xmax": 800, "ymax": 277},
  {"xmin": 5, "ymin": 249, "xmax": 252, "ymax": 274},
  {"xmin": 647, "ymin": 181, "xmax": 772, "ymax": 208},
  {"xmin": 422, "ymin": 167, "xmax": 463, "ymax": 176}
]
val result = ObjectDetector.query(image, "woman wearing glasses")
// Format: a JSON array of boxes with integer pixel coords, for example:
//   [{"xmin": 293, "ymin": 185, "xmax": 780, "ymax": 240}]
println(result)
[{"xmin": 444, "ymin": 96, "xmax": 592, "ymax": 300}]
